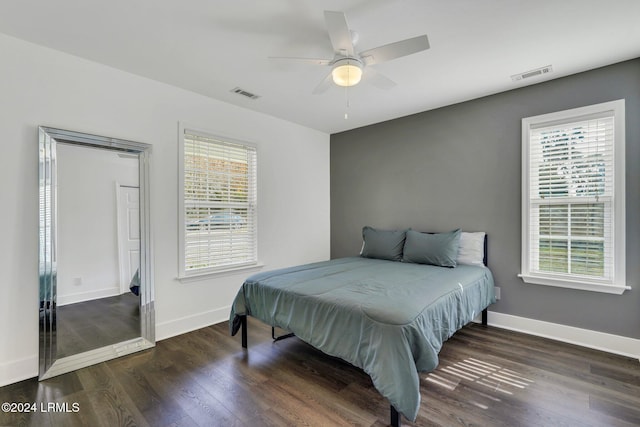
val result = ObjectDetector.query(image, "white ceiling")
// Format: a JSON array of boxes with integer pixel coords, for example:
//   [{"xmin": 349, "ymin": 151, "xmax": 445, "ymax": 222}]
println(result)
[{"xmin": 1, "ymin": 0, "xmax": 639, "ymax": 134}]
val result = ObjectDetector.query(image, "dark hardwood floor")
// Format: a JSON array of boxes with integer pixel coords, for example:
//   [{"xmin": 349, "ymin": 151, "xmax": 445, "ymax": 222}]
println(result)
[
  {"xmin": 2, "ymin": 318, "xmax": 639, "ymax": 426},
  {"xmin": 56, "ymin": 293, "xmax": 140, "ymax": 358}
]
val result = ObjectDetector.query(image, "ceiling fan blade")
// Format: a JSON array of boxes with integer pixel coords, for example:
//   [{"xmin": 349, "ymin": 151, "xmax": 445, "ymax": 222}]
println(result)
[
  {"xmin": 324, "ymin": 11, "xmax": 355, "ymax": 56},
  {"xmin": 366, "ymin": 68, "xmax": 397, "ymax": 90},
  {"xmin": 312, "ymin": 72, "xmax": 333, "ymax": 95},
  {"xmin": 268, "ymin": 56, "xmax": 332, "ymax": 65},
  {"xmin": 360, "ymin": 35, "xmax": 430, "ymax": 66}
]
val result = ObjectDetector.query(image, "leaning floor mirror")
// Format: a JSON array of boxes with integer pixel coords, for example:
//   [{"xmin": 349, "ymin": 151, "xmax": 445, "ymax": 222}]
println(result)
[{"xmin": 39, "ymin": 126, "xmax": 154, "ymax": 380}]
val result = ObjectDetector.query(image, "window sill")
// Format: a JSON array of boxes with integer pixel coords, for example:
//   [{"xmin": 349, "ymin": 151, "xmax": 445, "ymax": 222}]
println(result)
[
  {"xmin": 518, "ymin": 273, "xmax": 631, "ymax": 295},
  {"xmin": 178, "ymin": 263, "xmax": 265, "ymax": 283}
]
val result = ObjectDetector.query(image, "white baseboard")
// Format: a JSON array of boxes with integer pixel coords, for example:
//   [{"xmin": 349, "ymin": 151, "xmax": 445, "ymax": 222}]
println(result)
[
  {"xmin": 58, "ymin": 287, "xmax": 120, "ymax": 306},
  {"xmin": 157, "ymin": 308, "xmax": 640, "ymax": 360},
  {"xmin": 0, "ymin": 307, "xmax": 231, "ymax": 387},
  {"xmin": 0, "ymin": 356, "xmax": 38, "ymax": 387},
  {"xmin": 156, "ymin": 306, "xmax": 231, "ymax": 341},
  {"xmin": 487, "ymin": 311, "xmax": 640, "ymax": 361},
  {"xmin": 5, "ymin": 309, "xmax": 636, "ymax": 388}
]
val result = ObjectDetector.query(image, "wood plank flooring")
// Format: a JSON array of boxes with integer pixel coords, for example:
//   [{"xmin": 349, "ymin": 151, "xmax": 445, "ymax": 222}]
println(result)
[
  {"xmin": 2, "ymin": 318, "xmax": 639, "ymax": 426},
  {"xmin": 56, "ymin": 293, "xmax": 140, "ymax": 358}
]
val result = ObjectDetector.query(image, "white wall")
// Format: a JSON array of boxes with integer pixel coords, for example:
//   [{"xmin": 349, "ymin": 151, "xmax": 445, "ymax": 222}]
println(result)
[
  {"xmin": 57, "ymin": 144, "xmax": 139, "ymax": 305},
  {"xmin": 0, "ymin": 33, "xmax": 330, "ymax": 386}
]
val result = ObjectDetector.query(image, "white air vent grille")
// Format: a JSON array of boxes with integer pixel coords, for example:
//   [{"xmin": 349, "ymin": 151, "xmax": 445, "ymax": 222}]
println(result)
[
  {"xmin": 511, "ymin": 65, "xmax": 553, "ymax": 82},
  {"xmin": 230, "ymin": 87, "xmax": 260, "ymax": 100}
]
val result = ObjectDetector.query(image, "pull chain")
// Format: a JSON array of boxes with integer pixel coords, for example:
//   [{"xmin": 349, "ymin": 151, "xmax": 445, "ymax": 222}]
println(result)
[{"xmin": 344, "ymin": 85, "xmax": 349, "ymax": 120}]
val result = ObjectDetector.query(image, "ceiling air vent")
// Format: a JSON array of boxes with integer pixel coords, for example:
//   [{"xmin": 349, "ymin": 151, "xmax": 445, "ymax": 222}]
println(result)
[
  {"xmin": 511, "ymin": 65, "xmax": 553, "ymax": 82},
  {"xmin": 230, "ymin": 87, "xmax": 260, "ymax": 100}
]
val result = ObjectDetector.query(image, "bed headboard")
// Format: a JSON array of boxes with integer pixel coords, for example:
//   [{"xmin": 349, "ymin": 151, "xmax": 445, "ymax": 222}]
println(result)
[{"xmin": 483, "ymin": 234, "xmax": 488, "ymax": 266}]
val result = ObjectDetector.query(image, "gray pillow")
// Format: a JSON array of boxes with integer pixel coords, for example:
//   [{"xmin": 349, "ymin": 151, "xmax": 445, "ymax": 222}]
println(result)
[
  {"xmin": 402, "ymin": 229, "xmax": 462, "ymax": 267},
  {"xmin": 360, "ymin": 226, "xmax": 407, "ymax": 261}
]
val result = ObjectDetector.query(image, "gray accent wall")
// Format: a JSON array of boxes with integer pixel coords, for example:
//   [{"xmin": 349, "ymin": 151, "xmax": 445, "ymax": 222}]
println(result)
[{"xmin": 330, "ymin": 58, "xmax": 640, "ymax": 339}]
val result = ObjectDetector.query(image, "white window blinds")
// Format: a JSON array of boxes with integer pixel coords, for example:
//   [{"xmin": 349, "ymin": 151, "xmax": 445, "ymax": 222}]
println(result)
[
  {"xmin": 529, "ymin": 114, "xmax": 613, "ymax": 279},
  {"xmin": 520, "ymin": 100, "xmax": 627, "ymax": 294},
  {"xmin": 181, "ymin": 129, "xmax": 257, "ymax": 275}
]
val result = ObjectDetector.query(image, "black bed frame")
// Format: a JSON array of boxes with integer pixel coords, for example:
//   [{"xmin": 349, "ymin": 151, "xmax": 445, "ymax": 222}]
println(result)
[
  {"xmin": 237, "ymin": 234, "xmax": 490, "ymax": 427},
  {"xmin": 237, "ymin": 309, "xmax": 487, "ymax": 427}
]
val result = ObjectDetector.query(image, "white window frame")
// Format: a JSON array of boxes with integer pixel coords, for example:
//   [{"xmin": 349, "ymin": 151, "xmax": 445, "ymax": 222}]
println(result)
[
  {"xmin": 519, "ymin": 99, "xmax": 629, "ymax": 294},
  {"xmin": 178, "ymin": 123, "xmax": 260, "ymax": 279}
]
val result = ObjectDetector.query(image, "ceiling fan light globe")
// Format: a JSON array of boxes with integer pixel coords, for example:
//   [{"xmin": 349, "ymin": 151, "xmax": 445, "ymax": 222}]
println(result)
[{"xmin": 332, "ymin": 63, "xmax": 363, "ymax": 87}]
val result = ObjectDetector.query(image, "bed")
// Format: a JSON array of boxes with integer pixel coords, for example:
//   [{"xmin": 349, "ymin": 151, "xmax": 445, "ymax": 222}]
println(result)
[
  {"xmin": 229, "ymin": 228, "xmax": 495, "ymax": 426},
  {"xmin": 129, "ymin": 268, "xmax": 140, "ymax": 296}
]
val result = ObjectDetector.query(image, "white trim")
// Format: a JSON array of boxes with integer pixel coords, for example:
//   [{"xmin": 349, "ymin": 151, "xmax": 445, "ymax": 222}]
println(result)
[
  {"xmin": 178, "ymin": 121, "xmax": 187, "ymax": 276},
  {"xmin": 115, "ymin": 181, "xmax": 126, "ymax": 294},
  {"xmin": 177, "ymin": 262, "xmax": 264, "ymax": 283},
  {"xmin": 156, "ymin": 306, "xmax": 231, "ymax": 341},
  {"xmin": 5, "ymin": 310, "xmax": 637, "ymax": 387},
  {"xmin": 486, "ymin": 311, "xmax": 640, "ymax": 361},
  {"xmin": 177, "ymin": 121, "xmax": 259, "ymax": 278},
  {"xmin": 57, "ymin": 286, "xmax": 120, "ymax": 306},
  {"xmin": 0, "ymin": 355, "xmax": 38, "ymax": 387},
  {"xmin": 520, "ymin": 99, "xmax": 627, "ymax": 293},
  {"xmin": 518, "ymin": 273, "xmax": 630, "ymax": 294}
]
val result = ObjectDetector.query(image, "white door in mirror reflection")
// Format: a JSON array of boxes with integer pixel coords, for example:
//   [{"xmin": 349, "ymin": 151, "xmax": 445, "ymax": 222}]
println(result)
[{"xmin": 118, "ymin": 185, "xmax": 140, "ymax": 294}]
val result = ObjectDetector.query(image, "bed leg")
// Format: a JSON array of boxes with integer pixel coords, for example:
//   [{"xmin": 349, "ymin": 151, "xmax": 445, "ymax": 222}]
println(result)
[
  {"xmin": 390, "ymin": 405, "xmax": 401, "ymax": 427},
  {"xmin": 241, "ymin": 315, "xmax": 247, "ymax": 348},
  {"xmin": 271, "ymin": 326, "xmax": 295, "ymax": 342},
  {"xmin": 482, "ymin": 308, "xmax": 488, "ymax": 326}
]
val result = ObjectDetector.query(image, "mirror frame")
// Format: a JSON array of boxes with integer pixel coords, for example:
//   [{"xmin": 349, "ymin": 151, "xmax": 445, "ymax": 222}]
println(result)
[{"xmin": 38, "ymin": 126, "xmax": 154, "ymax": 380}]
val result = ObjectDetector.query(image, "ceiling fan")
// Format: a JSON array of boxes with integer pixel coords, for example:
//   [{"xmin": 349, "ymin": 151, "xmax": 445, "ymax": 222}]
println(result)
[{"xmin": 271, "ymin": 10, "xmax": 430, "ymax": 94}]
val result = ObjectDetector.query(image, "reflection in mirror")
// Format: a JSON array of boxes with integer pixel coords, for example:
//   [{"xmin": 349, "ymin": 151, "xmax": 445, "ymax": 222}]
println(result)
[
  {"xmin": 39, "ymin": 127, "xmax": 154, "ymax": 380},
  {"xmin": 56, "ymin": 144, "xmax": 140, "ymax": 357}
]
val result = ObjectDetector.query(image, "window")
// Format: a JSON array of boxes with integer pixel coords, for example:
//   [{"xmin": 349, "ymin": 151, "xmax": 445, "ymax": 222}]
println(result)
[
  {"xmin": 179, "ymin": 124, "xmax": 258, "ymax": 277},
  {"xmin": 520, "ymin": 100, "xmax": 628, "ymax": 294}
]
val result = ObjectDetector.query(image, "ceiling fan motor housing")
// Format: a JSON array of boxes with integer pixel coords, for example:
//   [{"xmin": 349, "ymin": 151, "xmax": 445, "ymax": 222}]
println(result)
[{"xmin": 331, "ymin": 58, "xmax": 364, "ymax": 87}]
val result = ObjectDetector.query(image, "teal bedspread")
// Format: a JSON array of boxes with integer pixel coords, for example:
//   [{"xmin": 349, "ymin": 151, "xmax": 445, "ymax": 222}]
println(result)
[{"xmin": 230, "ymin": 257, "xmax": 495, "ymax": 421}]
